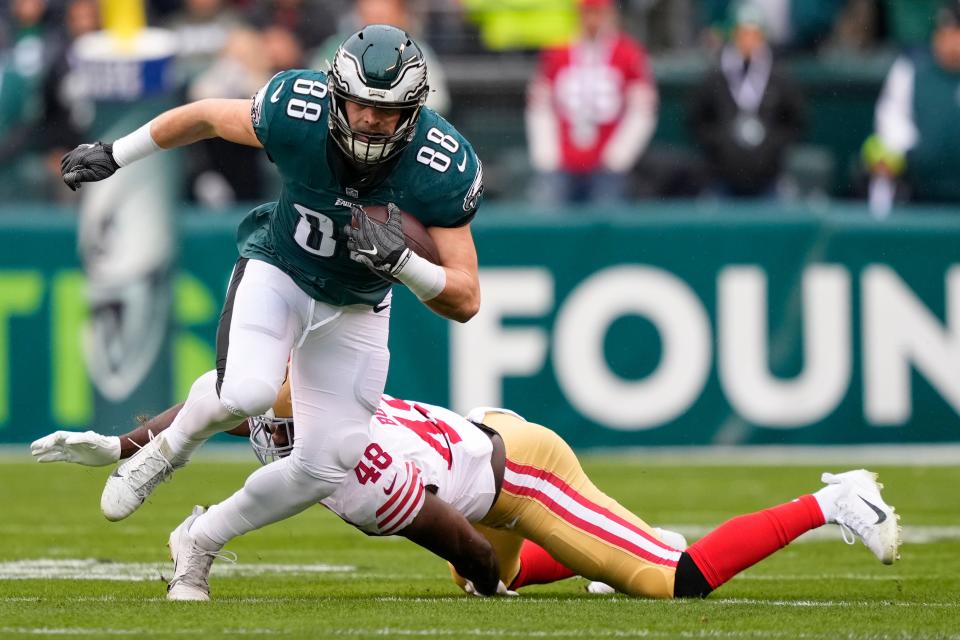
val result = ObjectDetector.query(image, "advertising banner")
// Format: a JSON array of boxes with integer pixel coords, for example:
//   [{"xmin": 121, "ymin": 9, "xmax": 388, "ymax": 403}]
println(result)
[{"xmin": 1, "ymin": 204, "xmax": 958, "ymax": 447}]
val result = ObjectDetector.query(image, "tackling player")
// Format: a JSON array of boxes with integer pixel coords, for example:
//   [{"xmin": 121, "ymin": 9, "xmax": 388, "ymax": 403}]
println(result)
[
  {"xmin": 57, "ymin": 24, "xmax": 485, "ymax": 562},
  {"xmin": 32, "ymin": 374, "xmax": 901, "ymax": 601}
]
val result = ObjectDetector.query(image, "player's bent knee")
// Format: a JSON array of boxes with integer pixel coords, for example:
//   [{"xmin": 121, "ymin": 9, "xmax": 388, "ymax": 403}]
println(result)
[
  {"xmin": 219, "ymin": 377, "xmax": 278, "ymax": 418},
  {"xmin": 283, "ymin": 449, "xmax": 342, "ymax": 499},
  {"xmin": 294, "ymin": 426, "xmax": 368, "ymax": 482}
]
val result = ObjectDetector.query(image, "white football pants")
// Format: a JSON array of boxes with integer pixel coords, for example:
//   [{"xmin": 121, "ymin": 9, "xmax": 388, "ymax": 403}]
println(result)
[{"xmin": 164, "ymin": 258, "xmax": 391, "ymax": 548}]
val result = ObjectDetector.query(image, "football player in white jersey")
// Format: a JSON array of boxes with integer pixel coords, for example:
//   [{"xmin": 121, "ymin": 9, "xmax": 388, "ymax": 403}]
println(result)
[{"xmin": 32, "ymin": 373, "xmax": 901, "ymax": 601}]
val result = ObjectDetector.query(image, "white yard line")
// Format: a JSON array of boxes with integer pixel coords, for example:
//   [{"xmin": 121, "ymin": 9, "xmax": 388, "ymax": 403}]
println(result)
[
  {"xmin": 11, "ymin": 632, "xmax": 260, "ymax": 639},
  {"xmin": 0, "ymin": 559, "xmax": 354, "ymax": 581}
]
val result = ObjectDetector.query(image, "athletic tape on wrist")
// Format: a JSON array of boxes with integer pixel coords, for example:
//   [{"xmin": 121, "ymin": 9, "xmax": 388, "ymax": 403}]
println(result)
[
  {"xmin": 111, "ymin": 121, "xmax": 161, "ymax": 167},
  {"xmin": 396, "ymin": 251, "xmax": 446, "ymax": 301}
]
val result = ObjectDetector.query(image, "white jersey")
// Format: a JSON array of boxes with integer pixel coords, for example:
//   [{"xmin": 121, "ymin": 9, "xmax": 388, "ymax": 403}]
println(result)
[{"xmin": 321, "ymin": 395, "xmax": 497, "ymax": 535}]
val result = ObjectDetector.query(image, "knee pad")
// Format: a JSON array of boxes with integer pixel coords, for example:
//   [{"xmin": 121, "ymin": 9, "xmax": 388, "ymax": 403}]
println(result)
[{"xmin": 219, "ymin": 376, "xmax": 278, "ymax": 418}]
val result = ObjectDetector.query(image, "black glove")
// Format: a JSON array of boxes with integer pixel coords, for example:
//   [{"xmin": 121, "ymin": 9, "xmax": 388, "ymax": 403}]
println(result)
[
  {"xmin": 344, "ymin": 203, "xmax": 411, "ymax": 276},
  {"xmin": 60, "ymin": 142, "xmax": 120, "ymax": 191}
]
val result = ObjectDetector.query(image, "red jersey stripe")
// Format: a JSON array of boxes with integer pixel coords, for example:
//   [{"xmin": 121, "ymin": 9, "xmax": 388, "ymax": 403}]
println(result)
[
  {"xmin": 381, "ymin": 482, "xmax": 426, "ymax": 535},
  {"xmin": 376, "ymin": 462, "xmax": 415, "ymax": 518},
  {"xmin": 378, "ymin": 465, "xmax": 422, "ymax": 529}
]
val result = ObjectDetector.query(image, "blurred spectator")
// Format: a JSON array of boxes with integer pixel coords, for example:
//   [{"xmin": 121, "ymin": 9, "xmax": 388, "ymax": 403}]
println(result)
[
  {"xmin": 526, "ymin": 0, "xmax": 658, "ymax": 206},
  {"xmin": 163, "ymin": 0, "xmax": 246, "ymax": 83},
  {"xmin": 246, "ymin": 0, "xmax": 339, "ymax": 52},
  {"xmin": 700, "ymin": 0, "xmax": 845, "ymax": 52},
  {"xmin": 864, "ymin": 0, "xmax": 960, "ymax": 206},
  {"xmin": 311, "ymin": 0, "xmax": 450, "ymax": 114},
  {"xmin": 186, "ymin": 26, "xmax": 294, "ymax": 207},
  {"xmin": 624, "ymin": 0, "xmax": 698, "ymax": 52},
  {"xmin": 688, "ymin": 4, "xmax": 806, "ymax": 196},
  {"xmin": 32, "ymin": 0, "xmax": 100, "ymax": 198},
  {"xmin": 188, "ymin": 28, "xmax": 271, "ymax": 102},
  {"xmin": 823, "ymin": 0, "xmax": 885, "ymax": 53},
  {"xmin": 884, "ymin": 0, "xmax": 943, "ymax": 49},
  {"xmin": 0, "ymin": 0, "xmax": 55, "ymax": 198}
]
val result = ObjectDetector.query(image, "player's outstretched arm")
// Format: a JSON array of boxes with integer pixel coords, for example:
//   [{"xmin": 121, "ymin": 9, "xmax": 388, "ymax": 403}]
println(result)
[
  {"xmin": 31, "ymin": 401, "xmax": 249, "ymax": 465},
  {"xmin": 30, "ymin": 402, "xmax": 188, "ymax": 465},
  {"xmin": 401, "ymin": 491, "xmax": 502, "ymax": 596},
  {"xmin": 61, "ymin": 99, "xmax": 261, "ymax": 191}
]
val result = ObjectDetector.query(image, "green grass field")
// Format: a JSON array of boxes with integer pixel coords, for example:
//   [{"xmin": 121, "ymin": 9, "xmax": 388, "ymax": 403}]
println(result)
[{"xmin": 1, "ymin": 455, "xmax": 957, "ymax": 639}]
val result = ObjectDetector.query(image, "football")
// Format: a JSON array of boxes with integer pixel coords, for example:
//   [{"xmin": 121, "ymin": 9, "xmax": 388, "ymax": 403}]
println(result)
[{"xmin": 356, "ymin": 205, "xmax": 441, "ymax": 283}]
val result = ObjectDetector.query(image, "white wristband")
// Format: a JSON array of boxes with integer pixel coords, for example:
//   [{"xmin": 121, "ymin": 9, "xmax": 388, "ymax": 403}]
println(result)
[
  {"xmin": 111, "ymin": 121, "xmax": 161, "ymax": 167},
  {"xmin": 105, "ymin": 435, "xmax": 122, "ymax": 462},
  {"xmin": 395, "ymin": 251, "xmax": 446, "ymax": 301}
]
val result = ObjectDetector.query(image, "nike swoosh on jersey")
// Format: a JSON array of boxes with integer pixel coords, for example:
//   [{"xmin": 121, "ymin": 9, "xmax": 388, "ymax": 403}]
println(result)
[
  {"xmin": 373, "ymin": 301, "xmax": 390, "ymax": 313},
  {"xmin": 858, "ymin": 495, "xmax": 888, "ymax": 524},
  {"xmin": 270, "ymin": 81, "xmax": 285, "ymax": 103},
  {"xmin": 456, "ymin": 153, "xmax": 468, "ymax": 172},
  {"xmin": 383, "ymin": 473, "xmax": 399, "ymax": 495}
]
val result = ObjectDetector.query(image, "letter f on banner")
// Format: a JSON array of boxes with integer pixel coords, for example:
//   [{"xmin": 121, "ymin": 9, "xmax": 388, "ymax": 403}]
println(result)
[{"xmin": 451, "ymin": 269, "xmax": 552, "ymax": 413}]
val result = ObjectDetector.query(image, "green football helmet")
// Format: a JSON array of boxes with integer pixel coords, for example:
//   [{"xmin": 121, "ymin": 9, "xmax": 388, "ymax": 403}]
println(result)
[{"xmin": 328, "ymin": 24, "xmax": 429, "ymax": 165}]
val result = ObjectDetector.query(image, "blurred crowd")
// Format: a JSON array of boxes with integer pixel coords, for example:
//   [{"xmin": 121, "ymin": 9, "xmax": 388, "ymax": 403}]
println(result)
[{"xmin": 1, "ymin": 0, "xmax": 958, "ymax": 211}]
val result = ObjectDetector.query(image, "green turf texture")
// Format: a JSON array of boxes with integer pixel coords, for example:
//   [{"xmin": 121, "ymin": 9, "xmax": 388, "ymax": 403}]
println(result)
[{"xmin": 1, "ymin": 458, "xmax": 957, "ymax": 639}]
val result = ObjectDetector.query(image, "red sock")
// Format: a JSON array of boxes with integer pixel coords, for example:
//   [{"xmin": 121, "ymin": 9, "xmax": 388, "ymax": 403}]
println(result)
[
  {"xmin": 686, "ymin": 494, "xmax": 825, "ymax": 590},
  {"xmin": 508, "ymin": 540, "xmax": 575, "ymax": 590}
]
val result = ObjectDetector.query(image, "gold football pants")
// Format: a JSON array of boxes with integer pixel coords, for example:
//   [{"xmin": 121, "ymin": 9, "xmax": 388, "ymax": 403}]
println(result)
[{"xmin": 451, "ymin": 412, "xmax": 682, "ymax": 598}]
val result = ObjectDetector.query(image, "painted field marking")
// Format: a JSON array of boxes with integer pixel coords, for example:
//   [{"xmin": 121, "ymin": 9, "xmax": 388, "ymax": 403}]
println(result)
[
  {"xmin": 0, "ymin": 628, "xmax": 278, "ymax": 636},
  {"xmin": 0, "ymin": 559, "xmax": 354, "ymax": 581}
]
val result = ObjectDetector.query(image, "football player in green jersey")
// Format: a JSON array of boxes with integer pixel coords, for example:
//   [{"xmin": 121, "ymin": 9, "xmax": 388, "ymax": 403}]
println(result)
[{"xmin": 59, "ymin": 26, "xmax": 485, "ymax": 552}]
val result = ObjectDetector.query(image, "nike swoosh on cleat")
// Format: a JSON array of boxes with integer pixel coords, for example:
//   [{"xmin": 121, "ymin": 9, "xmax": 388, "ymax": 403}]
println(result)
[
  {"xmin": 383, "ymin": 474, "xmax": 398, "ymax": 495},
  {"xmin": 110, "ymin": 469, "xmax": 123, "ymax": 478},
  {"xmin": 858, "ymin": 495, "xmax": 888, "ymax": 524},
  {"xmin": 270, "ymin": 81, "xmax": 285, "ymax": 103},
  {"xmin": 357, "ymin": 247, "xmax": 378, "ymax": 256}
]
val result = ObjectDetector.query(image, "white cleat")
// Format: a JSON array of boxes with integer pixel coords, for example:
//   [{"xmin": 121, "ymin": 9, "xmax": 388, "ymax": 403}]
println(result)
[
  {"xmin": 654, "ymin": 527, "xmax": 688, "ymax": 551},
  {"xmin": 821, "ymin": 469, "xmax": 902, "ymax": 565},
  {"xmin": 167, "ymin": 506, "xmax": 235, "ymax": 601},
  {"xmin": 587, "ymin": 527, "xmax": 687, "ymax": 595},
  {"xmin": 587, "ymin": 581, "xmax": 616, "ymax": 594},
  {"xmin": 100, "ymin": 434, "xmax": 177, "ymax": 521}
]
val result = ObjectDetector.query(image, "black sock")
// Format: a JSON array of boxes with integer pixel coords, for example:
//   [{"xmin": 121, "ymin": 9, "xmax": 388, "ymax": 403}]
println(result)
[{"xmin": 673, "ymin": 552, "xmax": 713, "ymax": 598}]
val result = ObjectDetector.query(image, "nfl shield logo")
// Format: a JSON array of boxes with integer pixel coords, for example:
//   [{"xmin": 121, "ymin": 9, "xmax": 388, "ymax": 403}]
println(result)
[{"xmin": 346, "ymin": 187, "xmax": 359, "ymax": 197}]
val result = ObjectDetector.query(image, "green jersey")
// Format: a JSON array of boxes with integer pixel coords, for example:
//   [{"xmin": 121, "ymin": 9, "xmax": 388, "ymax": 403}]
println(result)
[{"xmin": 238, "ymin": 69, "xmax": 484, "ymax": 306}]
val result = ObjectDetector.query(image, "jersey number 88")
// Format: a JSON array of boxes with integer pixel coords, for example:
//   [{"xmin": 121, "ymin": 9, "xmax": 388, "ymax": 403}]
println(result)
[
  {"xmin": 416, "ymin": 127, "xmax": 460, "ymax": 172},
  {"xmin": 286, "ymin": 79, "xmax": 327, "ymax": 122}
]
